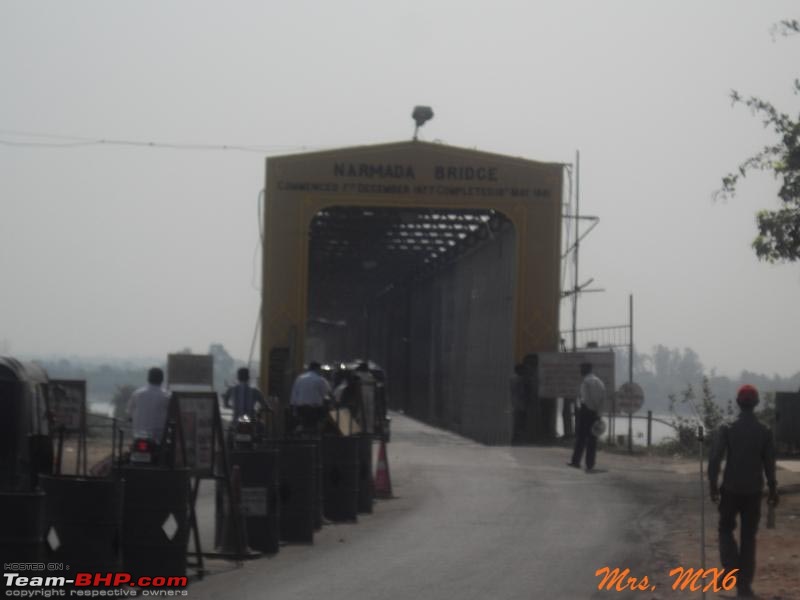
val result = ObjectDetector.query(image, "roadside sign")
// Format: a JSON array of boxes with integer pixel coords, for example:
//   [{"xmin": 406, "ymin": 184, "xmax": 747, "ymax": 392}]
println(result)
[
  {"xmin": 48, "ymin": 379, "xmax": 86, "ymax": 432},
  {"xmin": 616, "ymin": 382, "xmax": 645, "ymax": 414},
  {"xmin": 537, "ymin": 351, "xmax": 615, "ymax": 398},
  {"xmin": 171, "ymin": 391, "xmax": 218, "ymax": 476}
]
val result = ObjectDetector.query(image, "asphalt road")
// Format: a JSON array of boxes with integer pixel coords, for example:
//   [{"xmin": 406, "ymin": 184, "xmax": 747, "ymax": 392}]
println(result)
[{"xmin": 187, "ymin": 414, "xmax": 680, "ymax": 600}]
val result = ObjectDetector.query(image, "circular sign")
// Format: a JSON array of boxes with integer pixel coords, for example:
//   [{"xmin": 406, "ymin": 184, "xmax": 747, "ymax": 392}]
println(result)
[{"xmin": 616, "ymin": 382, "xmax": 645, "ymax": 414}]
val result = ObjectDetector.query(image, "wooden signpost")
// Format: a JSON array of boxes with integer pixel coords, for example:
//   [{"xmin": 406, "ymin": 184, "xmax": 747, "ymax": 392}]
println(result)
[
  {"xmin": 48, "ymin": 379, "xmax": 88, "ymax": 475},
  {"xmin": 169, "ymin": 390, "xmax": 246, "ymax": 572}
]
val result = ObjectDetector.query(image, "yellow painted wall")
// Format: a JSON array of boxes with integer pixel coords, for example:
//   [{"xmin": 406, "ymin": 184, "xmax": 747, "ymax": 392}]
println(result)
[{"xmin": 262, "ymin": 141, "xmax": 563, "ymax": 395}]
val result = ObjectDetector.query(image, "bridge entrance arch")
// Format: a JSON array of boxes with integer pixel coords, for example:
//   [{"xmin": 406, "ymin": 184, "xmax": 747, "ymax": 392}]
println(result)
[{"xmin": 262, "ymin": 141, "xmax": 563, "ymax": 443}]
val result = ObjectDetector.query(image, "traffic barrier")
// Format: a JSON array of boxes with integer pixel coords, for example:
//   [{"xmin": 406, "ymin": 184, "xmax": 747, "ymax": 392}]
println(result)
[
  {"xmin": 218, "ymin": 465, "xmax": 250, "ymax": 557},
  {"xmin": 322, "ymin": 436, "xmax": 359, "ymax": 522},
  {"xmin": 230, "ymin": 449, "xmax": 279, "ymax": 554},
  {"xmin": 40, "ymin": 475, "xmax": 123, "ymax": 573},
  {"xmin": 276, "ymin": 438, "xmax": 323, "ymax": 530},
  {"xmin": 373, "ymin": 440, "xmax": 393, "ymax": 499},
  {"xmin": 357, "ymin": 435, "xmax": 373, "ymax": 514},
  {"xmin": 120, "ymin": 466, "xmax": 190, "ymax": 579},
  {"xmin": 277, "ymin": 441, "xmax": 315, "ymax": 543},
  {"xmin": 0, "ymin": 490, "xmax": 46, "ymax": 564}
]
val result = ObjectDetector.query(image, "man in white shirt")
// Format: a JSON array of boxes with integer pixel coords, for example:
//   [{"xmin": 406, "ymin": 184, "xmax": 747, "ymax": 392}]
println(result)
[
  {"xmin": 127, "ymin": 367, "xmax": 171, "ymax": 442},
  {"xmin": 568, "ymin": 362, "xmax": 606, "ymax": 471},
  {"xmin": 289, "ymin": 362, "xmax": 331, "ymax": 434}
]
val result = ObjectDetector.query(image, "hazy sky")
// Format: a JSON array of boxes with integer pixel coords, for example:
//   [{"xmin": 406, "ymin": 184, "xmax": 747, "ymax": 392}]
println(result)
[{"xmin": 1, "ymin": 1, "xmax": 798, "ymax": 379}]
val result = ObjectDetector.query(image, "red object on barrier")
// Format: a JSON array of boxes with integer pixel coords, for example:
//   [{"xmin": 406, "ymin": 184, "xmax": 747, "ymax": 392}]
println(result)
[{"xmin": 373, "ymin": 440, "xmax": 393, "ymax": 499}]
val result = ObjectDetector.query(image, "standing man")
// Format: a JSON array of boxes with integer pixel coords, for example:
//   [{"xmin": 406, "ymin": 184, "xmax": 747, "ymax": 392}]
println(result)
[
  {"xmin": 567, "ymin": 362, "xmax": 606, "ymax": 472},
  {"xmin": 708, "ymin": 384, "xmax": 778, "ymax": 598},
  {"xmin": 289, "ymin": 361, "xmax": 331, "ymax": 434},
  {"xmin": 127, "ymin": 367, "xmax": 171, "ymax": 443}
]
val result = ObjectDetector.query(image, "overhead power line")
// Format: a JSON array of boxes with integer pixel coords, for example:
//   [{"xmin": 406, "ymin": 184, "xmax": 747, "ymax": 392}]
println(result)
[{"xmin": 0, "ymin": 128, "xmax": 321, "ymax": 154}]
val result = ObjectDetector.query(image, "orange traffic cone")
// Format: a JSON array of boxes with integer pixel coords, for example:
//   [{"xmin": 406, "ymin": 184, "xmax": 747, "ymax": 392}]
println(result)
[{"xmin": 373, "ymin": 439, "xmax": 393, "ymax": 499}]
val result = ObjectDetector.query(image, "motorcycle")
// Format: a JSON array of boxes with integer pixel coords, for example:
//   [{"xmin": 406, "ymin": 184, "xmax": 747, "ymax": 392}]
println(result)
[{"xmin": 129, "ymin": 433, "xmax": 160, "ymax": 465}]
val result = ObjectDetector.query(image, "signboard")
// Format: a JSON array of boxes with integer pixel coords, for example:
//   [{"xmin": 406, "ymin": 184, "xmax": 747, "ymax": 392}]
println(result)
[
  {"xmin": 775, "ymin": 392, "xmax": 800, "ymax": 450},
  {"xmin": 48, "ymin": 379, "xmax": 86, "ymax": 432},
  {"xmin": 241, "ymin": 487, "xmax": 268, "ymax": 517},
  {"xmin": 616, "ymin": 382, "xmax": 645, "ymax": 414},
  {"xmin": 172, "ymin": 391, "xmax": 218, "ymax": 476},
  {"xmin": 167, "ymin": 353, "xmax": 214, "ymax": 388},
  {"xmin": 537, "ymin": 351, "xmax": 615, "ymax": 399}
]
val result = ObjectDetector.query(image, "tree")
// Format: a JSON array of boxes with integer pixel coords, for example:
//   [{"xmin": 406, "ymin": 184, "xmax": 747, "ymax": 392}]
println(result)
[
  {"xmin": 718, "ymin": 19, "xmax": 800, "ymax": 262},
  {"xmin": 208, "ymin": 343, "xmax": 235, "ymax": 388}
]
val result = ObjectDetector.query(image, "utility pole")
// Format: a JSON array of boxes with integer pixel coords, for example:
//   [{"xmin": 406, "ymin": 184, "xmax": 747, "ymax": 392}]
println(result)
[
  {"xmin": 571, "ymin": 151, "xmax": 580, "ymax": 352},
  {"xmin": 628, "ymin": 294, "xmax": 634, "ymax": 452}
]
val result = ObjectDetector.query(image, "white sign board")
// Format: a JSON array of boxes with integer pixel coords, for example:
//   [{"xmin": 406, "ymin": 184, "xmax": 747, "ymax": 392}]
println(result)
[
  {"xmin": 49, "ymin": 379, "xmax": 86, "ymax": 432},
  {"xmin": 537, "ymin": 351, "xmax": 615, "ymax": 399},
  {"xmin": 241, "ymin": 487, "xmax": 268, "ymax": 517},
  {"xmin": 173, "ymin": 391, "xmax": 217, "ymax": 476}
]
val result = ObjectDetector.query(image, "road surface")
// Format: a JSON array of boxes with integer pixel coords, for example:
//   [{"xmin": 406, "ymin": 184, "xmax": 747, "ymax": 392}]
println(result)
[{"xmin": 188, "ymin": 413, "xmax": 681, "ymax": 599}]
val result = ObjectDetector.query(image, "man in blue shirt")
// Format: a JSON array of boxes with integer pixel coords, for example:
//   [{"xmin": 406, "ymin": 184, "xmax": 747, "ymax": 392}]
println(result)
[
  {"xmin": 223, "ymin": 367, "xmax": 267, "ymax": 422},
  {"xmin": 289, "ymin": 362, "xmax": 331, "ymax": 434}
]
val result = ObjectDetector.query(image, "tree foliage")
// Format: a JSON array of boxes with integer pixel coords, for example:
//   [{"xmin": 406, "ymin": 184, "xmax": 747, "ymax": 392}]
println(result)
[
  {"xmin": 666, "ymin": 377, "xmax": 724, "ymax": 455},
  {"xmin": 718, "ymin": 19, "xmax": 800, "ymax": 262}
]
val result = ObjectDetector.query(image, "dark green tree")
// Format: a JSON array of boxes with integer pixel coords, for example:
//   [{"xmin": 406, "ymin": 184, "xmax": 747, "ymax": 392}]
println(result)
[{"xmin": 718, "ymin": 19, "xmax": 800, "ymax": 262}]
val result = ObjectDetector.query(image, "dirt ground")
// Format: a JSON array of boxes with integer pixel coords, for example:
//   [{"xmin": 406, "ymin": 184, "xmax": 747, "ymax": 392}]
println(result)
[
  {"xmin": 605, "ymin": 449, "xmax": 800, "ymax": 600},
  {"xmin": 664, "ymin": 469, "xmax": 800, "ymax": 600}
]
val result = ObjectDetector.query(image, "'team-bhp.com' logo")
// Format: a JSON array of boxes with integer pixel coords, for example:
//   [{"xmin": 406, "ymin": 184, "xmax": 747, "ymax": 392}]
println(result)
[{"xmin": 3, "ymin": 571, "xmax": 188, "ymax": 597}]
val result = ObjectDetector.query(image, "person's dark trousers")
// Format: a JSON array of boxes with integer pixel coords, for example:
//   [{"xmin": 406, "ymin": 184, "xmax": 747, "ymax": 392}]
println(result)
[
  {"xmin": 718, "ymin": 489, "xmax": 761, "ymax": 595},
  {"xmin": 296, "ymin": 405, "xmax": 326, "ymax": 435},
  {"xmin": 570, "ymin": 405, "xmax": 598, "ymax": 469}
]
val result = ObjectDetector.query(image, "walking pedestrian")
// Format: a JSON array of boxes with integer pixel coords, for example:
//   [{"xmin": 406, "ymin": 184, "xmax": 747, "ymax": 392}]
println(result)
[{"xmin": 708, "ymin": 384, "xmax": 778, "ymax": 598}]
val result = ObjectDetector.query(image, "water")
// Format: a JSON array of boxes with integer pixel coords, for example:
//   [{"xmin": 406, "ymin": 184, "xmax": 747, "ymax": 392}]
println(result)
[
  {"xmin": 604, "ymin": 414, "xmax": 677, "ymax": 446},
  {"xmin": 556, "ymin": 411, "xmax": 678, "ymax": 446},
  {"xmin": 88, "ymin": 399, "xmax": 115, "ymax": 418}
]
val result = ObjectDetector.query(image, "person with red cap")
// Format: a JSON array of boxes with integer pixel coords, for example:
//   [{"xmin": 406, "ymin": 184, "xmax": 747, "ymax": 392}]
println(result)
[{"xmin": 708, "ymin": 384, "xmax": 778, "ymax": 598}]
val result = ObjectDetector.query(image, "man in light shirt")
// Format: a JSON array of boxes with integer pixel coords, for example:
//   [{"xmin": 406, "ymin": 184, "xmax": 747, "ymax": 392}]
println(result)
[
  {"xmin": 127, "ymin": 367, "xmax": 171, "ymax": 442},
  {"xmin": 289, "ymin": 362, "xmax": 331, "ymax": 434},
  {"xmin": 567, "ymin": 362, "xmax": 606, "ymax": 472}
]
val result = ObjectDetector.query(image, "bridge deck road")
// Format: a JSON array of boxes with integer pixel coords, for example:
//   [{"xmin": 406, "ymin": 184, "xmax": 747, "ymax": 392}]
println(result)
[{"xmin": 189, "ymin": 414, "xmax": 680, "ymax": 600}]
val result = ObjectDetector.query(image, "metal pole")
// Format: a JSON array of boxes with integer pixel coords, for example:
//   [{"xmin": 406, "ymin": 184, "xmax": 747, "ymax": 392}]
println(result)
[
  {"xmin": 647, "ymin": 410, "xmax": 652, "ymax": 448},
  {"xmin": 628, "ymin": 294, "xmax": 633, "ymax": 453},
  {"xmin": 628, "ymin": 294, "xmax": 633, "ymax": 384},
  {"xmin": 699, "ymin": 425, "xmax": 706, "ymax": 600},
  {"xmin": 572, "ymin": 150, "xmax": 580, "ymax": 353},
  {"xmin": 569, "ymin": 151, "xmax": 580, "ymax": 443}
]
